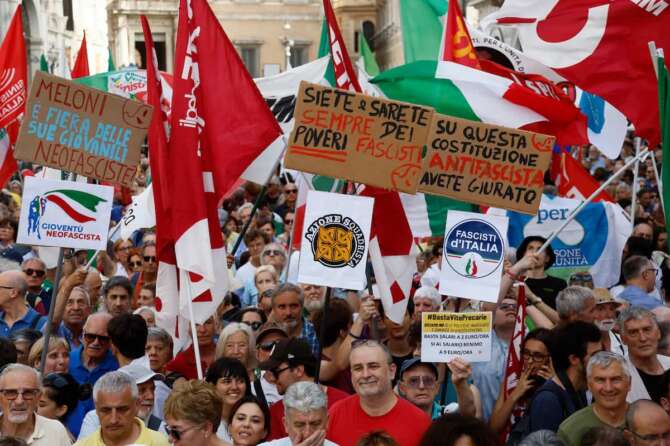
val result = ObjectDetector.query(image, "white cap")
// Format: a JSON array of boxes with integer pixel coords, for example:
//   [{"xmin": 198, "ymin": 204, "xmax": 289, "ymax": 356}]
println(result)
[{"xmin": 119, "ymin": 361, "xmax": 159, "ymax": 384}]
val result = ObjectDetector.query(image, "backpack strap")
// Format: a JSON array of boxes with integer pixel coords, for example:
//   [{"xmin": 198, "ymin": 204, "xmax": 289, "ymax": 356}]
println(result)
[{"xmin": 253, "ymin": 378, "xmax": 269, "ymax": 409}]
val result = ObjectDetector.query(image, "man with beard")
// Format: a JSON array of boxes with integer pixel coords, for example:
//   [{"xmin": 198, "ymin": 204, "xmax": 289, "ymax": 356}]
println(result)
[
  {"xmin": 270, "ymin": 283, "xmax": 319, "ymax": 355},
  {"xmin": 300, "ymin": 283, "xmax": 326, "ymax": 322},
  {"xmin": 327, "ymin": 340, "xmax": 430, "ymax": 446},
  {"xmin": 592, "ymin": 288, "xmax": 626, "ymax": 355},
  {"xmin": 619, "ymin": 307, "xmax": 670, "ymax": 402},
  {"xmin": 0, "ymin": 364, "xmax": 71, "ymax": 445}
]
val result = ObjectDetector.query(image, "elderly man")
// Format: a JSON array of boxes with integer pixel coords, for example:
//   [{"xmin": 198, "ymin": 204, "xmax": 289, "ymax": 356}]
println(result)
[
  {"xmin": 623, "ymin": 400, "xmax": 670, "ymax": 446},
  {"xmin": 0, "ymin": 270, "xmax": 46, "ymax": 336},
  {"xmin": 21, "ymin": 258, "xmax": 51, "ymax": 314},
  {"xmin": 633, "ymin": 222, "xmax": 655, "ymax": 241},
  {"xmin": 412, "ymin": 287, "xmax": 441, "ymax": 322},
  {"xmin": 300, "ymin": 283, "xmax": 326, "ymax": 321},
  {"xmin": 262, "ymin": 243, "xmax": 287, "ymax": 275},
  {"xmin": 259, "ymin": 382, "xmax": 337, "ymax": 446},
  {"xmin": 75, "ymin": 371, "xmax": 168, "ymax": 446},
  {"xmin": 69, "ymin": 312, "xmax": 119, "ymax": 387},
  {"xmin": 271, "ymin": 283, "xmax": 319, "ymax": 355},
  {"xmin": 78, "ymin": 363, "xmax": 164, "ymax": 440},
  {"xmin": 556, "ymin": 286, "xmax": 597, "ymax": 324},
  {"xmin": 0, "ymin": 364, "xmax": 71, "ymax": 445},
  {"xmin": 102, "ymin": 276, "xmax": 133, "ymax": 317},
  {"xmin": 84, "ymin": 271, "xmax": 102, "ymax": 307},
  {"xmin": 618, "ymin": 256, "xmax": 662, "ymax": 310},
  {"xmin": 619, "ymin": 307, "xmax": 670, "ymax": 402},
  {"xmin": 327, "ymin": 340, "xmax": 430, "ymax": 446},
  {"xmin": 55, "ymin": 286, "xmax": 92, "ymax": 350},
  {"xmin": 558, "ymin": 351, "xmax": 631, "ymax": 446},
  {"xmin": 592, "ymin": 288, "xmax": 626, "ymax": 355}
]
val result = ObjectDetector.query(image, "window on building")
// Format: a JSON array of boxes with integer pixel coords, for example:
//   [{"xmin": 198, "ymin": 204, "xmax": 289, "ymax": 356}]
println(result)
[
  {"xmin": 239, "ymin": 45, "xmax": 260, "ymax": 77},
  {"xmin": 63, "ymin": 0, "xmax": 74, "ymax": 31},
  {"xmin": 134, "ymin": 32, "xmax": 167, "ymax": 71},
  {"xmin": 290, "ymin": 45, "xmax": 309, "ymax": 68}
]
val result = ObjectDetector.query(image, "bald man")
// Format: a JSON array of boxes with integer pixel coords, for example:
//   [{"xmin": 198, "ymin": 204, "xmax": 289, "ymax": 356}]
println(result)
[
  {"xmin": 69, "ymin": 312, "xmax": 119, "ymax": 387},
  {"xmin": 0, "ymin": 270, "xmax": 46, "ymax": 337},
  {"xmin": 624, "ymin": 400, "xmax": 670, "ymax": 445}
]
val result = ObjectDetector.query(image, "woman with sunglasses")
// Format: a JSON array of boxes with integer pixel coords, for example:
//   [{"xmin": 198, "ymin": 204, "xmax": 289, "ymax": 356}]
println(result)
[
  {"xmin": 128, "ymin": 250, "xmax": 143, "ymax": 274},
  {"xmin": 216, "ymin": 323, "xmax": 257, "ymax": 380},
  {"xmin": 236, "ymin": 308, "xmax": 267, "ymax": 335},
  {"xmin": 205, "ymin": 357, "xmax": 252, "ymax": 442},
  {"xmin": 28, "ymin": 336, "xmax": 69, "ymax": 374},
  {"xmin": 37, "ymin": 372, "xmax": 83, "ymax": 440},
  {"xmin": 164, "ymin": 380, "xmax": 229, "ymax": 446},
  {"xmin": 228, "ymin": 396, "xmax": 269, "ymax": 446}
]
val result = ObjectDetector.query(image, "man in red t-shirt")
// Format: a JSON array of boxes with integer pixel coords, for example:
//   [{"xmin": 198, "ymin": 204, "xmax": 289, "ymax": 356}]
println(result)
[
  {"xmin": 260, "ymin": 338, "xmax": 348, "ymax": 440},
  {"xmin": 327, "ymin": 340, "xmax": 431, "ymax": 446}
]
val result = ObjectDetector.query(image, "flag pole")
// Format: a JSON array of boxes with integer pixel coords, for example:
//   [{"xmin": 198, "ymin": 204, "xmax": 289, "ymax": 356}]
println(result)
[
  {"xmin": 630, "ymin": 137, "xmax": 643, "ymax": 230},
  {"xmin": 314, "ymin": 286, "xmax": 331, "ymax": 384},
  {"xmin": 185, "ymin": 277, "xmax": 204, "ymax": 380},
  {"xmin": 539, "ymin": 148, "xmax": 649, "ymax": 253},
  {"xmin": 83, "ymin": 221, "xmax": 123, "ymax": 270},
  {"xmin": 648, "ymin": 41, "xmax": 666, "ymax": 219}
]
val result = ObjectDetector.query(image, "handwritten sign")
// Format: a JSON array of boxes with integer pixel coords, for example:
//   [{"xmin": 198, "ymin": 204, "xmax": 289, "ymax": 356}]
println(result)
[
  {"xmin": 14, "ymin": 72, "xmax": 153, "ymax": 186},
  {"xmin": 418, "ymin": 114, "xmax": 554, "ymax": 214},
  {"xmin": 421, "ymin": 312, "xmax": 492, "ymax": 363},
  {"xmin": 284, "ymin": 81, "xmax": 434, "ymax": 193}
]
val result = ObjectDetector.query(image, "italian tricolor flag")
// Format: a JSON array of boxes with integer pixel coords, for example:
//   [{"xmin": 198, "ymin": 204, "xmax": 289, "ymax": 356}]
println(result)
[{"xmin": 43, "ymin": 189, "xmax": 107, "ymax": 223}]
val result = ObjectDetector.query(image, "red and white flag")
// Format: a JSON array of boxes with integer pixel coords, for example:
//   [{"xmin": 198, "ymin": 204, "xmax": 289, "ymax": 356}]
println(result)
[
  {"xmin": 170, "ymin": 0, "xmax": 282, "ymax": 323},
  {"xmin": 71, "ymin": 32, "xmax": 90, "ymax": 79},
  {"xmin": 501, "ymin": 284, "xmax": 527, "ymax": 441},
  {"xmin": 552, "ymin": 150, "xmax": 614, "ymax": 202}
]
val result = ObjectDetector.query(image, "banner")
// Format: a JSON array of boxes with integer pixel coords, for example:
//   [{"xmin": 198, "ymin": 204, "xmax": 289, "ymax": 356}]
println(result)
[
  {"xmin": 298, "ymin": 191, "xmax": 373, "ymax": 290},
  {"xmin": 419, "ymin": 114, "xmax": 553, "ymax": 214},
  {"xmin": 439, "ymin": 210, "xmax": 508, "ymax": 302},
  {"xmin": 421, "ymin": 311, "xmax": 493, "ymax": 363},
  {"xmin": 285, "ymin": 81, "xmax": 434, "ymax": 193},
  {"xmin": 17, "ymin": 177, "xmax": 113, "ymax": 250},
  {"xmin": 14, "ymin": 72, "xmax": 153, "ymax": 186},
  {"xmin": 120, "ymin": 184, "xmax": 155, "ymax": 239},
  {"xmin": 493, "ymin": 194, "xmax": 630, "ymax": 287}
]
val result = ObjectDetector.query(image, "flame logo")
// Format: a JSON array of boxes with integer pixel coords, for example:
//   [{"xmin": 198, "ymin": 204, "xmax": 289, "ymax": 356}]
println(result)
[{"xmin": 465, "ymin": 257, "xmax": 478, "ymax": 277}]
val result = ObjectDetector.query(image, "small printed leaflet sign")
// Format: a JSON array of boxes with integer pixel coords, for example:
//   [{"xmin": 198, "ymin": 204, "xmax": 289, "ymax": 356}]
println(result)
[
  {"xmin": 298, "ymin": 190, "xmax": 374, "ymax": 290},
  {"xmin": 421, "ymin": 312, "xmax": 492, "ymax": 363},
  {"xmin": 14, "ymin": 71, "xmax": 153, "ymax": 186},
  {"xmin": 17, "ymin": 177, "xmax": 113, "ymax": 250},
  {"xmin": 439, "ymin": 210, "xmax": 509, "ymax": 303},
  {"xmin": 418, "ymin": 113, "xmax": 554, "ymax": 214},
  {"xmin": 284, "ymin": 81, "xmax": 434, "ymax": 193}
]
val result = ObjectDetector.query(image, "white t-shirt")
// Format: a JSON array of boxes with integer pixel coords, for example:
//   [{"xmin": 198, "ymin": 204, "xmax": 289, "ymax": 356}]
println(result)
[
  {"xmin": 259, "ymin": 438, "xmax": 339, "ymax": 446},
  {"xmin": 26, "ymin": 414, "xmax": 72, "ymax": 446}
]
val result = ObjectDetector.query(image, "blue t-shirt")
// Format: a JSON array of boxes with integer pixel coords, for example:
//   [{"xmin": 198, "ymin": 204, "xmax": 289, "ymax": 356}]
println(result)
[
  {"xmin": 68, "ymin": 346, "xmax": 119, "ymax": 387},
  {"xmin": 0, "ymin": 307, "xmax": 46, "ymax": 337},
  {"xmin": 528, "ymin": 380, "xmax": 577, "ymax": 433}
]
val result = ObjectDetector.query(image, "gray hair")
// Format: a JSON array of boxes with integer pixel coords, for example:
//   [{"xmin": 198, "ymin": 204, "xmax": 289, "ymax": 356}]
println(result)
[
  {"xmin": 0, "ymin": 363, "xmax": 41, "ymax": 388},
  {"xmin": 518, "ymin": 430, "xmax": 564, "ymax": 446},
  {"xmin": 413, "ymin": 286, "xmax": 441, "ymax": 309},
  {"xmin": 283, "ymin": 381, "xmax": 328, "ymax": 414},
  {"xmin": 586, "ymin": 351, "xmax": 630, "ymax": 379},
  {"xmin": 21, "ymin": 258, "xmax": 46, "ymax": 270},
  {"xmin": 262, "ymin": 243, "xmax": 287, "ymax": 260},
  {"xmin": 69, "ymin": 286, "xmax": 91, "ymax": 306},
  {"xmin": 0, "ymin": 256, "xmax": 20, "ymax": 272},
  {"xmin": 350, "ymin": 339, "xmax": 393, "ymax": 365},
  {"xmin": 556, "ymin": 286, "xmax": 594, "ymax": 319},
  {"xmin": 93, "ymin": 371, "xmax": 138, "ymax": 402},
  {"xmin": 271, "ymin": 282, "xmax": 304, "ymax": 306},
  {"xmin": 215, "ymin": 322, "xmax": 257, "ymax": 368},
  {"xmin": 617, "ymin": 306, "xmax": 658, "ymax": 333},
  {"xmin": 622, "ymin": 255, "xmax": 654, "ymax": 282},
  {"xmin": 147, "ymin": 327, "xmax": 173, "ymax": 351}
]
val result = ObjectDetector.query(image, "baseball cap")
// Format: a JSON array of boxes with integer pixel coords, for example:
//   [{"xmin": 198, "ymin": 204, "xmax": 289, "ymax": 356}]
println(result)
[
  {"xmin": 258, "ymin": 338, "xmax": 315, "ymax": 371},
  {"xmin": 399, "ymin": 357, "xmax": 438, "ymax": 380},
  {"xmin": 119, "ymin": 361, "xmax": 159, "ymax": 384}
]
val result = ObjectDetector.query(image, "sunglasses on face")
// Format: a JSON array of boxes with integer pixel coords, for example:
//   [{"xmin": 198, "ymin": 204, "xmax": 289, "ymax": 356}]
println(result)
[
  {"xmin": 403, "ymin": 375, "xmax": 437, "ymax": 389},
  {"xmin": 243, "ymin": 321, "xmax": 263, "ymax": 331},
  {"xmin": 258, "ymin": 340, "xmax": 279, "ymax": 352},
  {"xmin": 284, "ymin": 219, "xmax": 294, "ymax": 224},
  {"xmin": 143, "ymin": 256, "xmax": 157, "ymax": 263},
  {"xmin": 263, "ymin": 250, "xmax": 283, "ymax": 257},
  {"xmin": 84, "ymin": 333, "xmax": 110, "ymax": 344},
  {"xmin": 23, "ymin": 269, "xmax": 45, "ymax": 278},
  {"xmin": 285, "ymin": 189, "xmax": 298, "ymax": 194},
  {"xmin": 166, "ymin": 425, "xmax": 199, "ymax": 441},
  {"xmin": 130, "ymin": 261, "xmax": 142, "ymax": 267}
]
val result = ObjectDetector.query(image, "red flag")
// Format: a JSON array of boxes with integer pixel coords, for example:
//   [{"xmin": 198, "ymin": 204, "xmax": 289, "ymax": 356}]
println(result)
[
  {"xmin": 323, "ymin": 0, "xmax": 361, "ymax": 92},
  {"xmin": 0, "ymin": 5, "xmax": 26, "ymax": 186},
  {"xmin": 501, "ymin": 283, "xmax": 527, "ymax": 441},
  {"xmin": 71, "ymin": 32, "xmax": 90, "ymax": 79},
  {"xmin": 488, "ymin": 1, "xmax": 669, "ymax": 146},
  {"xmin": 553, "ymin": 151, "xmax": 614, "ymax": 202},
  {"xmin": 141, "ymin": 15, "xmax": 181, "ymax": 341},
  {"xmin": 440, "ymin": 0, "xmax": 481, "ymax": 69}
]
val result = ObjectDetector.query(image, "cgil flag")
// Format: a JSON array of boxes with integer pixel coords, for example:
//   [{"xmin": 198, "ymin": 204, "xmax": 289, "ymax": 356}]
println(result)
[
  {"xmin": 552, "ymin": 149, "xmax": 614, "ymax": 203},
  {"xmin": 71, "ymin": 32, "xmax": 90, "ymax": 79}
]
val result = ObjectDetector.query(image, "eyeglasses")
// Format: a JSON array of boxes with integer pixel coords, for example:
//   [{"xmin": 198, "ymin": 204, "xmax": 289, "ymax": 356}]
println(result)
[
  {"xmin": 143, "ymin": 256, "xmax": 157, "ymax": 263},
  {"xmin": 166, "ymin": 424, "xmax": 200, "ymax": 441},
  {"xmin": 522, "ymin": 350, "xmax": 549, "ymax": 363},
  {"xmin": 23, "ymin": 269, "xmax": 45, "ymax": 278},
  {"xmin": 83, "ymin": 333, "xmax": 110, "ymax": 344},
  {"xmin": 284, "ymin": 219, "xmax": 294, "ymax": 224},
  {"xmin": 0, "ymin": 388, "xmax": 40, "ymax": 400},
  {"xmin": 243, "ymin": 321, "xmax": 263, "ymax": 331},
  {"xmin": 270, "ymin": 365, "xmax": 292, "ymax": 378},
  {"xmin": 263, "ymin": 250, "xmax": 283, "ymax": 257},
  {"xmin": 403, "ymin": 375, "xmax": 437, "ymax": 389},
  {"xmin": 628, "ymin": 429, "xmax": 670, "ymax": 443},
  {"xmin": 285, "ymin": 189, "xmax": 298, "ymax": 194},
  {"xmin": 44, "ymin": 373, "xmax": 69, "ymax": 389},
  {"xmin": 130, "ymin": 261, "xmax": 142, "ymax": 267},
  {"xmin": 260, "ymin": 289, "xmax": 275, "ymax": 299},
  {"xmin": 258, "ymin": 340, "xmax": 279, "ymax": 352}
]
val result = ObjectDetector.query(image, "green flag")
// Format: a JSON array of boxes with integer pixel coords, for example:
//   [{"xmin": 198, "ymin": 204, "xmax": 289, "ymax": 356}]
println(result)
[
  {"xmin": 358, "ymin": 33, "xmax": 380, "ymax": 77},
  {"xmin": 659, "ymin": 54, "xmax": 670, "ymax": 252},
  {"xmin": 318, "ymin": 19, "xmax": 336, "ymax": 86},
  {"xmin": 107, "ymin": 49, "xmax": 116, "ymax": 71},
  {"xmin": 39, "ymin": 54, "xmax": 49, "ymax": 72},
  {"xmin": 399, "ymin": 0, "xmax": 447, "ymax": 63}
]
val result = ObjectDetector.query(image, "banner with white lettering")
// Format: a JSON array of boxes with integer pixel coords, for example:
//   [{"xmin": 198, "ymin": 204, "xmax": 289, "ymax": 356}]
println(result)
[
  {"xmin": 298, "ymin": 191, "xmax": 373, "ymax": 290},
  {"xmin": 17, "ymin": 177, "xmax": 113, "ymax": 250},
  {"xmin": 439, "ymin": 210, "xmax": 508, "ymax": 302}
]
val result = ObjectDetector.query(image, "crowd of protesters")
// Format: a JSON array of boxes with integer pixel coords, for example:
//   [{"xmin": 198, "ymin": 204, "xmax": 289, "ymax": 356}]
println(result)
[{"xmin": 0, "ymin": 136, "xmax": 666, "ymax": 446}]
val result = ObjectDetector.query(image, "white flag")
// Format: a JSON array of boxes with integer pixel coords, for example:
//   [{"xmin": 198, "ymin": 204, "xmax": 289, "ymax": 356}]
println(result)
[{"xmin": 120, "ymin": 184, "xmax": 156, "ymax": 240}]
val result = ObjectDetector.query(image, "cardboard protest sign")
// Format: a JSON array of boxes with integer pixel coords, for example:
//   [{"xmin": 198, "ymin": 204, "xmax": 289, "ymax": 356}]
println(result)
[
  {"xmin": 418, "ymin": 113, "xmax": 554, "ymax": 214},
  {"xmin": 421, "ymin": 312, "xmax": 492, "ymax": 363},
  {"xmin": 285, "ymin": 81, "xmax": 434, "ymax": 193},
  {"xmin": 298, "ymin": 190, "xmax": 373, "ymax": 290},
  {"xmin": 14, "ymin": 72, "xmax": 153, "ymax": 186},
  {"xmin": 17, "ymin": 177, "xmax": 113, "ymax": 250},
  {"xmin": 439, "ymin": 210, "xmax": 508, "ymax": 303}
]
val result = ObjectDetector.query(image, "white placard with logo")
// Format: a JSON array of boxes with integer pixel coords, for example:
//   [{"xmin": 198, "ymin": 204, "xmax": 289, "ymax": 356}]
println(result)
[
  {"xmin": 17, "ymin": 177, "xmax": 114, "ymax": 250},
  {"xmin": 298, "ymin": 190, "xmax": 374, "ymax": 290},
  {"xmin": 439, "ymin": 210, "xmax": 509, "ymax": 303}
]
